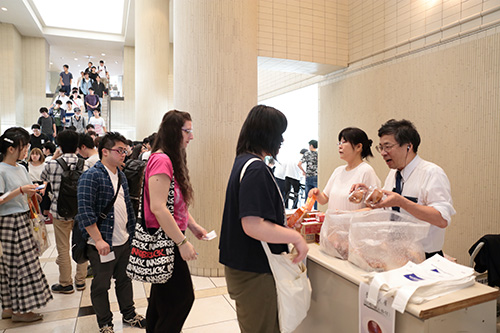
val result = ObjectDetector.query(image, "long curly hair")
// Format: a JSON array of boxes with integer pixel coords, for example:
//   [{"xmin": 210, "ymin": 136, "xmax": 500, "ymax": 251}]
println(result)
[{"xmin": 151, "ymin": 110, "xmax": 194, "ymax": 206}]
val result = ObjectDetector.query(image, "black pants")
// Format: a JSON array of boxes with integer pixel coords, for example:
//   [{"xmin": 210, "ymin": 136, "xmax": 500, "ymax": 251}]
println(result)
[
  {"xmin": 146, "ymin": 245, "xmax": 194, "ymax": 333},
  {"xmin": 87, "ymin": 242, "xmax": 136, "ymax": 328},
  {"xmin": 284, "ymin": 177, "xmax": 300, "ymax": 209}
]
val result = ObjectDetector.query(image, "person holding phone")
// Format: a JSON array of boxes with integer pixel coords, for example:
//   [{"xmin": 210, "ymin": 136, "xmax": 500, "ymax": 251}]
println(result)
[{"xmin": 0, "ymin": 127, "xmax": 52, "ymax": 322}]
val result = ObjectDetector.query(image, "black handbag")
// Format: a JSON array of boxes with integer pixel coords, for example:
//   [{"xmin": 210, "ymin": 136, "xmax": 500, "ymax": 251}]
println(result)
[{"xmin": 72, "ymin": 173, "xmax": 122, "ymax": 264}]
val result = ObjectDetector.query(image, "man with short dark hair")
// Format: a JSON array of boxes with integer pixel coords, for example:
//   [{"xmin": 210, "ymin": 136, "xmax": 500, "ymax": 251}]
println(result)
[
  {"xmin": 38, "ymin": 107, "xmax": 57, "ymax": 142},
  {"xmin": 298, "ymin": 139, "xmax": 318, "ymax": 209},
  {"xmin": 356, "ymin": 119, "xmax": 455, "ymax": 258},
  {"xmin": 76, "ymin": 132, "xmax": 146, "ymax": 333},
  {"xmin": 50, "ymin": 100, "xmax": 66, "ymax": 134},
  {"xmin": 41, "ymin": 130, "xmax": 91, "ymax": 295},
  {"xmin": 30, "ymin": 124, "xmax": 49, "ymax": 150},
  {"xmin": 78, "ymin": 133, "xmax": 99, "ymax": 167},
  {"xmin": 60, "ymin": 64, "xmax": 73, "ymax": 96},
  {"xmin": 85, "ymin": 87, "xmax": 100, "ymax": 119}
]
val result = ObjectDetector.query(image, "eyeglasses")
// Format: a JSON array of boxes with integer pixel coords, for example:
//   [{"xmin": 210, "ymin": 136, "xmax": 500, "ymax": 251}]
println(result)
[
  {"xmin": 182, "ymin": 128, "xmax": 193, "ymax": 134},
  {"xmin": 108, "ymin": 148, "xmax": 128, "ymax": 155},
  {"xmin": 337, "ymin": 141, "xmax": 348, "ymax": 146},
  {"xmin": 375, "ymin": 143, "xmax": 397, "ymax": 153}
]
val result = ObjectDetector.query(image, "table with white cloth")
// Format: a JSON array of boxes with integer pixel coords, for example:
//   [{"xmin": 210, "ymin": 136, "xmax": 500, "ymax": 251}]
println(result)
[{"xmin": 294, "ymin": 244, "xmax": 499, "ymax": 333}]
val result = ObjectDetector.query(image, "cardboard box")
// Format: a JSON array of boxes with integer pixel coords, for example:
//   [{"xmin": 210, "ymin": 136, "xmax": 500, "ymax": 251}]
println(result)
[{"xmin": 298, "ymin": 221, "xmax": 323, "ymax": 243}]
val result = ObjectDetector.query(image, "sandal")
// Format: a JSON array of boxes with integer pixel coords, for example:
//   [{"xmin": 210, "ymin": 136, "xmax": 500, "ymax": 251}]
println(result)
[{"xmin": 11, "ymin": 312, "xmax": 43, "ymax": 322}]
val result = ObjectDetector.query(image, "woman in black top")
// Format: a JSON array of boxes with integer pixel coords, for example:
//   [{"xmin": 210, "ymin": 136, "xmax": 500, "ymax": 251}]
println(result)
[{"xmin": 219, "ymin": 105, "xmax": 308, "ymax": 333}]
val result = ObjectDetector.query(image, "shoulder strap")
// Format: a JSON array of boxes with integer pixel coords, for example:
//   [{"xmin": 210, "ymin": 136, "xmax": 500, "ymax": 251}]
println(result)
[
  {"xmin": 239, "ymin": 158, "xmax": 261, "ymax": 183},
  {"xmin": 56, "ymin": 157, "xmax": 69, "ymax": 171},
  {"xmin": 97, "ymin": 172, "xmax": 122, "ymax": 223},
  {"xmin": 76, "ymin": 158, "xmax": 85, "ymax": 171}
]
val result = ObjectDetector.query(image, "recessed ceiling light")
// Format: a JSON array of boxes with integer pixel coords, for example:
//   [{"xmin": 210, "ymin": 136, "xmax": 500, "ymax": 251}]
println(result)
[
  {"xmin": 101, "ymin": 53, "xmax": 106, "ymax": 56},
  {"xmin": 1, "ymin": 7, "xmax": 7, "ymax": 11},
  {"xmin": 50, "ymin": 62, "xmax": 53, "ymax": 65},
  {"xmin": 74, "ymin": 58, "xmax": 78, "ymax": 61}
]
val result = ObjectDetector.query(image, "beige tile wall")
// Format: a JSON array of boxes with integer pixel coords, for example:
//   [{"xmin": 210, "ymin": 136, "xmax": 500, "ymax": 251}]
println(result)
[
  {"xmin": 258, "ymin": 0, "xmax": 348, "ymax": 70},
  {"xmin": 318, "ymin": 27, "xmax": 500, "ymax": 265},
  {"xmin": 348, "ymin": 0, "xmax": 500, "ymax": 64}
]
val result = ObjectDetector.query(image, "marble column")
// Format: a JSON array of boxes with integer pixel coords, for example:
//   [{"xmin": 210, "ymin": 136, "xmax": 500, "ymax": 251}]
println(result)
[
  {"xmin": 134, "ymin": 0, "xmax": 169, "ymax": 140},
  {"xmin": 173, "ymin": 0, "xmax": 258, "ymax": 276}
]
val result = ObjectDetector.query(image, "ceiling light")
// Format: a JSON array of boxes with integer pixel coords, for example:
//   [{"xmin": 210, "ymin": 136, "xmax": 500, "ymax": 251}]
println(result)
[
  {"xmin": 115, "ymin": 61, "xmax": 118, "ymax": 64},
  {"xmin": 101, "ymin": 53, "xmax": 106, "ymax": 56},
  {"xmin": 1, "ymin": 7, "xmax": 7, "ymax": 11},
  {"xmin": 74, "ymin": 58, "xmax": 78, "ymax": 61},
  {"xmin": 50, "ymin": 62, "xmax": 53, "ymax": 65}
]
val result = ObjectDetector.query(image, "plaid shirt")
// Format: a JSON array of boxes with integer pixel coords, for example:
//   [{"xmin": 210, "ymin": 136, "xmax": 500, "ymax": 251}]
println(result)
[
  {"xmin": 40, "ymin": 153, "xmax": 91, "ymax": 220},
  {"xmin": 76, "ymin": 161, "xmax": 136, "ymax": 249}
]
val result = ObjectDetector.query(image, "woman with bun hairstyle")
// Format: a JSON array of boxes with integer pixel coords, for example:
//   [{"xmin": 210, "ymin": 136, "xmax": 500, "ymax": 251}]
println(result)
[
  {"xmin": 143, "ymin": 110, "xmax": 207, "ymax": 332},
  {"xmin": 219, "ymin": 105, "xmax": 309, "ymax": 333},
  {"xmin": 0, "ymin": 127, "xmax": 52, "ymax": 322},
  {"xmin": 309, "ymin": 127, "xmax": 381, "ymax": 211}
]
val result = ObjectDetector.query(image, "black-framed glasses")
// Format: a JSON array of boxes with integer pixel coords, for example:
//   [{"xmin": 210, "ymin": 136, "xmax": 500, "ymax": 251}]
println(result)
[
  {"xmin": 108, "ymin": 148, "xmax": 128, "ymax": 155},
  {"xmin": 375, "ymin": 143, "xmax": 397, "ymax": 153},
  {"xmin": 182, "ymin": 128, "xmax": 193, "ymax": 134}
]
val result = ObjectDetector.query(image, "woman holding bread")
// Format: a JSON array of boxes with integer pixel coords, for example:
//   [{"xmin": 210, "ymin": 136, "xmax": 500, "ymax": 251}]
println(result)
[{"xmin": 308, "ymin": 127, "xmax": 380, "ymax": 211}]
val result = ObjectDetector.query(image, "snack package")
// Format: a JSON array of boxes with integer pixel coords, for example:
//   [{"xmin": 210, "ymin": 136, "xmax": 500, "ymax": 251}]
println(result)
[
  {"xmin": 364, "ymin": 186, "xmax": 384, "ymax": 207},
  {"xmin": 319, "ymin": 211, "xmax": 353, "ymax": 259},
  {"xmin": 287, "ymin": 195, "xmax": 317, "ymax": 228},
  {"xmin": 347, "ymin": 210, "xmax": 429, "ymax": 272},
  {"xmin": 348, "ymin": 187, "xmax": 366, "ymax": 203}
]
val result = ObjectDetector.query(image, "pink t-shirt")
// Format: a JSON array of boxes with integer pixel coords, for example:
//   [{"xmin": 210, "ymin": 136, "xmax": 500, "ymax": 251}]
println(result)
[{"xmin": 144, "ymin": 153, "xmax": 188, "ymax": 230}]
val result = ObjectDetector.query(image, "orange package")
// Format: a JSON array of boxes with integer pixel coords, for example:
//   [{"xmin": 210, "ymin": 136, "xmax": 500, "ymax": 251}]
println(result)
[{"xmin": 287, "ymin": 195, "xmax": 316, "ymax": 228}]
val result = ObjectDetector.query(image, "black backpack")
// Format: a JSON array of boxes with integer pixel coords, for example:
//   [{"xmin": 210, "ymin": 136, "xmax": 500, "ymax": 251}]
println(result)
[
  {"xmin": 123, "ymin": 159, "xmax": 146, "ymax": 217},
  {"xmin": 56, "ymin": 157, "xmax": 85, "ymax": 218}
]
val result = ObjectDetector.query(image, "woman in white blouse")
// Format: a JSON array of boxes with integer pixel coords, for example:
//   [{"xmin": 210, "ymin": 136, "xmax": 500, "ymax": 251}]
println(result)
[
  {"xmin": 309, "ymin": 127, "xmax": 380, "ymax": 212},
  {"xmin": 27, "ymin": 148, "xmax": 46, "ymax": 184}
]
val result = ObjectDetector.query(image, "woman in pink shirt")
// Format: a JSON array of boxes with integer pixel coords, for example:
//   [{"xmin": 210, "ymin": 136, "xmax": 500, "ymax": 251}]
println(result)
[{"xmin": 143, "ymin": 110, "xmax": 207, "ymax": 333}]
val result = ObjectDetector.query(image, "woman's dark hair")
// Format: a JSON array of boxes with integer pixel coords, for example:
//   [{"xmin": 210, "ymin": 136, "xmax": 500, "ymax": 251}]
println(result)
[
  {"xmin": 236, "ymin": 105, "xmax": 287, "ymax": 159},
  {"xmin": 130, "ymin": 144, "xmax": 143, "ymax": 160},
  {"xmin": 0, "ymin": 127, "xmax": 30, "ymax": 155},
  {"xmin": 378, "ymin": 119, "xmax": 421, "ymax": 153},
  {"xmin": 152, "ymin": 110, "xmax": 194, "ymax": 206},
  {"xmin": 338, "ymin": 127, "xmax": 374, "ymax": 159}
]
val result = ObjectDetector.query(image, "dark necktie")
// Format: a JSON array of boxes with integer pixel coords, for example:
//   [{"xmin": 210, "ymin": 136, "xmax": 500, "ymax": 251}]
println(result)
[{"xmin": 392, "ymin": 171, "xmax": 402, "ymax": 212}]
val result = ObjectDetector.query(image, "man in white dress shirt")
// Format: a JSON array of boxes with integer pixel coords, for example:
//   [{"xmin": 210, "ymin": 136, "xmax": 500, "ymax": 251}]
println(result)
[{"xmin": 369, "ymin": 119, "xmax": 455, "ymax": 258}]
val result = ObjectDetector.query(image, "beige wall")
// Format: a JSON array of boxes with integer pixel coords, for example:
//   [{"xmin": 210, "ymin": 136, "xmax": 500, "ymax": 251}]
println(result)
[
  {"xmin": 22, "ymin": 37, "xmax": 49, "ymax": 127},
  {"xmin": 318, "ymin": 28, "xmax": 500, "ymax": 265},
  {"xmin": 0, "ymin": 23, "xmax": 22, "ymax": 132}
]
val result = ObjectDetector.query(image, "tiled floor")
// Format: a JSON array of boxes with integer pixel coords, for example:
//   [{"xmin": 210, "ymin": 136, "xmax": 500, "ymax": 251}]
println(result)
[{"xmin": 0, "ymin": 225, "xmax": 239, "ymax": 333}]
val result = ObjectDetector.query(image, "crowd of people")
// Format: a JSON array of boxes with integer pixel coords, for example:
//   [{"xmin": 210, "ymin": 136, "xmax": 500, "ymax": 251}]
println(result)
[
  {"xmin": 0, "ymin": 104, "xmax": 455, "ymax": 333},
  {"xmin": 39, "ymin": 61, "xmax": 111, "ymax": 141}
]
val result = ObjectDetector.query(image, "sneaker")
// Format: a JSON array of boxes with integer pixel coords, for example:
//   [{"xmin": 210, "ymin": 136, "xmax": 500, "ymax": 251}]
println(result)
[
  {"xmin": 123, "ymin": 313, "xmax": 146, "ymax": 328},
  {"xmin": 51, "ymin": 283, "xmax": 74, "ymax": 294},
  {"xmin": 75, "ymin": 283, "xmax": 86, "ymax": 291},
  {"xmin": 99, "ymin": 325, "xmax": 114, "ymax": 333}
]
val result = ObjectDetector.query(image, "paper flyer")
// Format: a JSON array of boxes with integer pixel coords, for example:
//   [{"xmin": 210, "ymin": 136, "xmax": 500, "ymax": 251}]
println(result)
[{"xmin": 359, "ymin": 282, "xmax": 395, "ymax": 333}]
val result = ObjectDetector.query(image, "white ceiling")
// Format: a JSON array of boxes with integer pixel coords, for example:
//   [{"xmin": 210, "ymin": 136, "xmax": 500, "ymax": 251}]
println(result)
[{"xmin": 0, "ymin": 0, "xmax": 135, "ymax": 76}]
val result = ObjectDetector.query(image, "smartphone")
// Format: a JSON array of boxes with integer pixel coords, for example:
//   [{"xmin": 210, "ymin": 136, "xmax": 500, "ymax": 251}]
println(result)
[{"xmin": 36, "ymin": 184, "xmax": 46, "ymax": 190}]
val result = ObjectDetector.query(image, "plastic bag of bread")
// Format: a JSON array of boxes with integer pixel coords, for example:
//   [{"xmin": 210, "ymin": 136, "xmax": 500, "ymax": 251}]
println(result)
[
  {"xmin": 319, "ymin": 210, "xmax": 353, "ymax": 260},
  {"xmin": 347, "ymin": 210, "xmax": 429, "ymax": 272}
]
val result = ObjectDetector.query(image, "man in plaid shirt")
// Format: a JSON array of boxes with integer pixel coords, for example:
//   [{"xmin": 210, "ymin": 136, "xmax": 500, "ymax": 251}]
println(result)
[
  {"xmin": 76, "ymin": 132, "xmax": 145, "ymax": 333},
  {"xmin": 41, "ymin": 130, "xmax": 90, "ymax": 294}
]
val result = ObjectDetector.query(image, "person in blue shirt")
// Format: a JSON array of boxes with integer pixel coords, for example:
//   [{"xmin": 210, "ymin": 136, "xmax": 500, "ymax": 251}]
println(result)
[{"xmin": 76, "ymin": 132, "xmax": 146, "ymax": 333}]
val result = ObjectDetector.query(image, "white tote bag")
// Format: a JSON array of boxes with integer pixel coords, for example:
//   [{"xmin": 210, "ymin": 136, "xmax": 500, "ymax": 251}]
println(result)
[
  {"xmin": 261, "ymin": 241, "xmax": 312, "ymax": 333},
  {"xmin": 241, "ymin": 157, "xmax": 312, "ymax": 332}
]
